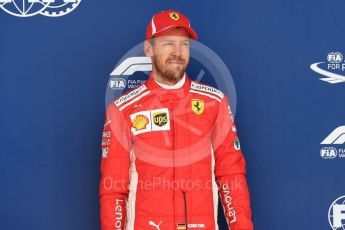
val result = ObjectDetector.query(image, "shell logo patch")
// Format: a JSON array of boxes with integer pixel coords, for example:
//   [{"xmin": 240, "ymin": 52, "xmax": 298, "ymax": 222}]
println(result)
[
  {"xmin": 169, "ymin": 12, "xmax": 179, "ymax": 21},
  {"xmin": 191, "ymin": 99, "xmax": 204, "ymax": 115},
  {"xmin": 130, "ymin": 110, "xmax": 151, "ymax": 135},
  {"xmin": 132, "ymin": 115, "xmax": 149, "ymax": 131}
]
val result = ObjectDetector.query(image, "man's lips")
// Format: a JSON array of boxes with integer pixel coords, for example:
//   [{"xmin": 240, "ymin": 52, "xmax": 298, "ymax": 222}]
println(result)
[{"xmin": 167, "ymin": 60, "xmax": 185, "ymax": 65}]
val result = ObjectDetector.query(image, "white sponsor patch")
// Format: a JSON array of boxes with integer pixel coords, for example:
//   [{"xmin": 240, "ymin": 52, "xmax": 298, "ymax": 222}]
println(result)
[
  {"xmin": 114, "ymin": 84, "xmax": 147, "ymax": 107},
  {"xmin": 102, "ymin": 139, "xmax": 110, "ymax": 146},
  {"xmin": 188, "ymin": 223, "xmax": 205, "ymax": 228},
  {"xmin": 102, "ymin": 147, "xmax": 109, "ymax": 158},
  {"xmin": 191, "ymin": 82, "xmax": 224, "ymax": 99},
  {"xmin": 234, "ymin": 137, "xmax": 241, "ymax": 150},
  {"xmin": 130, "ymin": 108, "xmax": 170, "ymax": 136},
  {"xmin": 177, "ymin": 223, "xmax": 205, "ymax": 229},
  {"xmin": 102, "ymin": 131, "xmax": 111, "ymax": 138},
  {"xmin": 151, "ymin": 108, "xmax": 170, "ymax": 131},
  {"xmin": 130, "ymin": 110, "xmax": 151, "ymax": 136}
]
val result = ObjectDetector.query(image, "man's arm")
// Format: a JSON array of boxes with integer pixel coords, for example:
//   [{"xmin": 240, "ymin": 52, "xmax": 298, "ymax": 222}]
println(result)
[
  {"xmin": 99, "ymin": 103, "xmax": 132, "ymax": 230},
  {"xmin": 212, "ymin": 96, "xmax": 253, "ymax": 230}
]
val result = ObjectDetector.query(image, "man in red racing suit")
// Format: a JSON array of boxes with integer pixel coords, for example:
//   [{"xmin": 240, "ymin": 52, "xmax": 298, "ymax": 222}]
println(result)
[{"xmin": 100, "ymin": 10, "xmax": 253, "ymax": 230}]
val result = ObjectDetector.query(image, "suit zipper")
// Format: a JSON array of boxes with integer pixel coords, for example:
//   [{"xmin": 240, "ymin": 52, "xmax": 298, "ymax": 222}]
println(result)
[
  {"xmin": 170, "ymin": 99, "xmax": 188, "ymax": 230},
  {"xmin": 169, "ymin": 99, "xmax": 177, "ymax": 229},
  {"xmin": 183, "ymin": 191, "xmax": 188, "ymax": 230}
]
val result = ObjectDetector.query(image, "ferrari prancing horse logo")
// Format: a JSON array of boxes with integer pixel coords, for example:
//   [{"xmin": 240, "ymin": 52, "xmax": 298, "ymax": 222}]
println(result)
[
  {"xmin": 169, "ymin": 12, "xmax": 180, "ymax": 21},
  {"xmin": 191, "ymin": 99, "xmax": 204, "ymax": 115}
]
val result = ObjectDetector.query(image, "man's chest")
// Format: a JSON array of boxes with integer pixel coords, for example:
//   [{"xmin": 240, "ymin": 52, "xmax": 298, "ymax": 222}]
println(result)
[{"xmin": 124, "ymin": 93, "xmax": 219, "ymax": 140}]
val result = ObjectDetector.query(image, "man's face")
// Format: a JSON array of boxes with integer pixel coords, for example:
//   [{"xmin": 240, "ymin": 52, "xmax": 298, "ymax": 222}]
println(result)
[{"xmin": 145, "ymin": 28, "xmax": 190, "ymax": 83}]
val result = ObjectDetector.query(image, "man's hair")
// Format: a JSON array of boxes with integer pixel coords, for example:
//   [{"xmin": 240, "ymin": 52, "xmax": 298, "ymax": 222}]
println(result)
[{"xmin": 149, "ymin": 38, "xmax": 155, "ymax": 46}]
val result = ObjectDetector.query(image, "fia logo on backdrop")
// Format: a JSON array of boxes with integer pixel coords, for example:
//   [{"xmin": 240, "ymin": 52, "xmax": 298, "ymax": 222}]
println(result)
[
  {"xmin": 329, "ymin": 195, "xmax": 345, "ymax": 230},
  {"xmin": 310, "ymin": 52, "xmax": 345, "ymax": 84},
  {"xmin": 320, "ymin": 126, "xmax": 345, "ymax": 159},
  {"xmin": 0, "ymin": 0, "xmax": 81, "ymax": 17}
]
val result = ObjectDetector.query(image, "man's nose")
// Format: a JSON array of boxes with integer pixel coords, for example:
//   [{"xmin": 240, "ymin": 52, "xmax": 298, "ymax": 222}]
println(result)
[{"xmin": 171, "ymin": 44, "xmax": 182, "ymax": 56}]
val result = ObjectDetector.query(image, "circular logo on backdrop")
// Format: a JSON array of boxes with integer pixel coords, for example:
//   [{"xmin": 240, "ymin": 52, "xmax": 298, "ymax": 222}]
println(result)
[
  {"xmin": 329, "ymin": 195, "xmax": 345, "ymax": 230},
  {"xmin": 327, "ymin": 52, "xmax": 343, "ymax": 64},
  {"xmin": 40, "ymin": 0, "xmax": 81, "ymax": 17},
  {"xmin": 109, "ymin": 78, "xmax": 127, "ymax": 90},
  {"xmin": 0, "ymin": 0, "xmax": 81, "ymax": 17},
  {"xmin": 320, "ymin": 147, "xmax": 338, "ymax": 159},
  {"xmin": 310, "ymin": 51, "xmax": 345, "ymax": 84}
]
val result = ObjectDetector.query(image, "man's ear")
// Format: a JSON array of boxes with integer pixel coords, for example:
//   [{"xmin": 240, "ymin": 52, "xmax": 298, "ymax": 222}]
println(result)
[{"xmin": 144, "ymin": 40, "xmax": 153, "ymax": 57}]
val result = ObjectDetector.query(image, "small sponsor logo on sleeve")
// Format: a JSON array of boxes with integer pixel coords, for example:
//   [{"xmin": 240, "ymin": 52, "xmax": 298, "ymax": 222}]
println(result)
[
  {"xmin": 234, "ymin": 137, "xmax": 241, "ymax": 150},
  {"xmin": 191, "ymin": 82, "xmax": 224, "ymax": 99},
  {"xmin": 115, "ymin": 85, "xmax": 147, "ymax": 107}
]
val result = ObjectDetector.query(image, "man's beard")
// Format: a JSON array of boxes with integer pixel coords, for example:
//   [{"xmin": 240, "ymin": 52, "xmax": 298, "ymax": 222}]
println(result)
[{"xmin": 152, "ymin": 55, "xmax": 187, "ymax": 83}]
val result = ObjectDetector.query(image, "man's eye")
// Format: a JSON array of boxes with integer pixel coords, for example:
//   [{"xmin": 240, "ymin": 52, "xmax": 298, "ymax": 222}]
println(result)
[
  {"xmin": 182, "ymin": 43, "xmax": 189, "ymax": 47},
  {"xmin": 164, "ymin": 43, "xmax": 173, "ymax": 46}
]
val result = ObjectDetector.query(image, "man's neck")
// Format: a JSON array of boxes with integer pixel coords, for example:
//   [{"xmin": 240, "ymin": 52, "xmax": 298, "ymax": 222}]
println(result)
[{"xmin": 153, "ymin": 73, "xmax": 186, "ymax": 89}]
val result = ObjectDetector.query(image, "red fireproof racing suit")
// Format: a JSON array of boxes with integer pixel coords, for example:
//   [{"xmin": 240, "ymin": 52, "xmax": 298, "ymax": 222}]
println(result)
[{"xmin": 100, "ymin": 74, "xmax": 253, "ymax": 230}]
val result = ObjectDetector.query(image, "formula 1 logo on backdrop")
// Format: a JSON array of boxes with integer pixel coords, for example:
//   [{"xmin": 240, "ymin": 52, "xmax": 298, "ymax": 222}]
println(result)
[
  {"xmin": 329, "ymin": 195, "xmax": 345, "ymax": 230},
  {"xmin": 320, "ymin": 126, "xmax": 345, "ymax": 159},
  {"xmin": 108, "ymin": 57, "xmax": 149, "ymax": 91},
  {"xmin": 0, "ymin": 0, "xmax": 81, "ymax": 17},
  {"xmin": 310, "ymin": 52, "xmax": 345, "ymax": 84}
]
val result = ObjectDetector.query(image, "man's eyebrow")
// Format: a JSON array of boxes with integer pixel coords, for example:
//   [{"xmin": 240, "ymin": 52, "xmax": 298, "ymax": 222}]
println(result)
[{"xmin": 161, "ymin": 38, "xmax": 190, "ymax": 43}]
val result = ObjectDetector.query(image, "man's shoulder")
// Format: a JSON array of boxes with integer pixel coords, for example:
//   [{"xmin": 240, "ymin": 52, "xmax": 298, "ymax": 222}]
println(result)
[
  {"xmin": 112, "ymin": 81, "xmax": 150, "ymax": 110},
  {"xmin": 189, "ymin": 80, "xmax": 225, "ymax": 102}
]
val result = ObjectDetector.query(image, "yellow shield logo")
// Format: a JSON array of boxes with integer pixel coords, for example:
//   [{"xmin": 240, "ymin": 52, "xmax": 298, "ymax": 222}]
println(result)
[
  {"xmin": 169, "ymin": 12, "xmax": 180, "ymax": 21},
  {"xmin": 191, "ymin": 99, "xmax": 204, "ymax": 115},
  {"xmin": 132, "ymin": 115, "xmax": 149, "ymax": 131}
]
